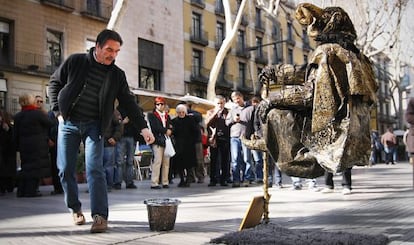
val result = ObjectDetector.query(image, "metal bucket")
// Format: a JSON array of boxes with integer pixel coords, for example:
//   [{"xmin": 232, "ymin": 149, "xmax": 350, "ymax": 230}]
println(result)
[{"xmin": 144, "ymin": 198, "xmax": 181, "ymax": 231}]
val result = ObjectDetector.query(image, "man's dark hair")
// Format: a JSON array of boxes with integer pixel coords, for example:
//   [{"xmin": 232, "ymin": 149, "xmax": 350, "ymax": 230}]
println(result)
[{"xmin": 96, "ymin": 29, "xmax": 123, "ymax": 47}]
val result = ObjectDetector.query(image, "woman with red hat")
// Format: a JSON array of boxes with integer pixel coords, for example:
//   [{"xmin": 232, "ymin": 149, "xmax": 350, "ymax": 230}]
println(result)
[{"xmin": 147, "ymin": 97, "xmax": 173, "ymax": 189}]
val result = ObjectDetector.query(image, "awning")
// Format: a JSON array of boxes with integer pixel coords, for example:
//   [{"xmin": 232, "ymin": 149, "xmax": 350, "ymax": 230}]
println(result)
[
  {"xmin": 0, "ymin": 79, "xmax": 7, "ymax": 92},
  {"xmin": 131, "ymin": 89, "xmax": 215, "ymax": 114}
]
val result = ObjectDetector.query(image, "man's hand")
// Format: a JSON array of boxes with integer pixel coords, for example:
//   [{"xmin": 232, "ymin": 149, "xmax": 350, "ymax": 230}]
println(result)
[{"xmin": 141, "ymin": 128, "xmax": 155, "ymax": 144}]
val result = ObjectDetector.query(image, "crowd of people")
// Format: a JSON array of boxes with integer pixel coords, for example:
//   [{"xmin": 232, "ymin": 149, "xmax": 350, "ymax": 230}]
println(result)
[{"xmin": 0, "ymin": 29, "xmax": 410, "ymax": 235}]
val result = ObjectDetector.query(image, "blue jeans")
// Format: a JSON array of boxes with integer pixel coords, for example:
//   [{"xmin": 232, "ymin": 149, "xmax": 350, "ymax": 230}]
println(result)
[
  {"xmin": 57, "ymin": 120, "xmax": 108, "ymax": 219},
  {"xmin": 114, "ymin": 136, "xmax": 136, "ymax": 186},
  {"xmin": 230, "ymin": 137, "xmax": 253, "ymax": 183},
  {"xmin": 252, "ymin": 150, "xmax": 263, "ymax": 181},
  {"xmin": 103, "ymin": 146, "xmax": 115, "ymax": 188}
]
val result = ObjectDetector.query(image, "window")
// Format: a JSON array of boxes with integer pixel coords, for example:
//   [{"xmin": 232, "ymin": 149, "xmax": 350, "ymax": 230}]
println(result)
[
  {"xmin": 255, "ymin": 8, "xmax": 263, "ymax": 29},
  {"xmin": 47, "ymin": 29, "xmax": 63, "ymax": 72},
  {"xmin": 138, "ymin": 38, "xmax": 163, "ymax": 90},
  {"xmin": 139, "ymin": 67, "xmax": 160, "ymax": 90},
  {"xmin": 256, "ymin": 36, "xmax": 263, "ymax": 57},
  {"xmin": 239, "ymin": 62, "xmax": 246, "ymax": 87},
  {"xmin": 288, "ymin": 48, "xmax": 293, "ymax": 64},
  {"xmin": 86, "ymin": 0, "xmax": 100, "ymax": 16},
  {"xmin": 85, "ymin": 39, "xmax": 95, "ymax": 52},
  {"xmin": 237, "ymin": 30, "xmax": 246, "ymax": 49},
  {"xmin": 287, "ymin": 22, "xmax": 293, "ymax": 41},
  {"xmin": 0, "ymin": 20, "xmax": 11, "ymax": 66},
  {"xmin": 192, "ymin": 49, "xmax": 202, "ymax": 77},
  {"xmin": 192, "ymin": 12, "xmax": 202, "ymax": 39},
  {"xmin": 216, "ymin": 22, "xmax": 224, "ymax": 47}
]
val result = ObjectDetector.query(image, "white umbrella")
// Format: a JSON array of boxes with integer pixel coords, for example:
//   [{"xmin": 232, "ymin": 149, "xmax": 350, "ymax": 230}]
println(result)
[{"xmin": 177, "ymin": 94, "xmax": 215, "ymax": 114}]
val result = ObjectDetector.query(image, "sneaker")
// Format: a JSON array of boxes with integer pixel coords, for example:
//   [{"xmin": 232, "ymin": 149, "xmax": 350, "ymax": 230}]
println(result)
[
  {"xmin": 90, "ymin": 215, "xmax": 108, "ymax": 233},
  {"xmin": 342, "ymin": 188, "xmax": 351, "ymax": 195},
  {"xmin": 291, "ymin": 184, "xmax": 302, "ymax": 190},
  {"xmin": 73, "ymin": 211, "xmax": 86, "ymax": 225},
  {"xmin": 112, "ymin": 184, "xmax": 121, "ymax": 190},
  {"xmin": 232, "ymin": 182, "xmax": 240, "ymax": 188},
  {"xmin": 321, "ymin": 188, "xmax": 334, "ymax": 193},
  {"xmin": 150, "ymin": 185, "xmax": 162, "ymax": 189},
  {"xmin": 126, "ymin": 183, "xmax": 137, "ymax": 189}
]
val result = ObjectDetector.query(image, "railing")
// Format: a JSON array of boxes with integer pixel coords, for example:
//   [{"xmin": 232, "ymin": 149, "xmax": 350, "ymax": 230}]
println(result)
[
  {"xmin": 255, "ymin": 51, "xmax": 268, "ymax": 65},
  {"xmin": 80, "ymin": 1, "xmax": 112, "ymax": 21},
  {"xmin": 255, "ymin": 20, "xmax": 265, "ymax": 33},
  {"xmin": 236, "ymin": 45, "xmax": 250, "ymax": 59},
  {"xmin": 190, "ymin": 28, "xmax": 209, "ymax": 46},
  {"xmin": 12, "ymin": 50, "xmax": 59, "ymax": 74},
  {"xmin": 190, "ymin": 66, "xmax": 209, "ymax": 83},
  {"xmin": 40, "ymin": 0, "xmax": 75, "ymax": 12},
  {"xmin": 191, "ymin": 0, "xmax": 205, "ymax": 8}
]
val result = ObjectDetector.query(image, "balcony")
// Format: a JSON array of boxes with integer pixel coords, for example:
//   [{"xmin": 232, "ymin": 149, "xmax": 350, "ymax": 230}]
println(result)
[
  {"xmin": 1, "ymin": 50, "xmax": 60, "ymax": 74},
  {"xmin": 215, "ymin": 2, "xmax": 224, "ymax": 16},
  {"xmin": 241, "ymin": 15, "xmax": 249, "ymax": 26},
  {"xmin": 236, "ymin": 78, "xmax": 253, "ymax": 92},
  {"xmin": 80, "ymin": 2, "xmax": 112, "ymax": 22},
  {"xmin": 236, "ymin": 45, "xmax": 250, "ymax": 59},
  {"xmin": 255, "ymin": 51, "xmax": 268, "ymax": 65},
  {"xmin": 190, "ymin": 28, "xmax": 209, "ymax": 46},
  {"xmin": 40, "ymin": 0, "xmax": 75, "ymax": 12},
  {"xmin": 191, "ymin": 0, "xmax": 206, "ymax": 9},
  {"xmin": 190, "ymin": 66, "xmax": 209, "ymax": 84},
  {"xmin": 217, "ymin": 73, "xmax": 233, "ymax": 88},
  {"xmin": 255, "ymin": 20, "xmax": 265, "ymax": 33}
]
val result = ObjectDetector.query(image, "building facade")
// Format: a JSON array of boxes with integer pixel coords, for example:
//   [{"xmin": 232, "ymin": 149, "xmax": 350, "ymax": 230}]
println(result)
[
  {"xmin": 0, "ymin": 0, "xmax": 112, "ymax": 114},
  {"xmin": 183, "ymin": 0, "xmax": 313, "ymax": 100}
]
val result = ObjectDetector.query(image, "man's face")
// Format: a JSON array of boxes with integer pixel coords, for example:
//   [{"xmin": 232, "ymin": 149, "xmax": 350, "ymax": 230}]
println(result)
[
  {"xmin": 95, "ymin": 39, "xmax": 121, "ymax": 65},
  {"xmin": 36, "ymin": 97, "xmax": 44, "ymax": 109},
  {"xmin": 231, "ymin": 95, "xmax": 244, "ymax": 106},
  {"xmin": 214, "ymin": 98, "xmax": 225, "ymax": 110}
]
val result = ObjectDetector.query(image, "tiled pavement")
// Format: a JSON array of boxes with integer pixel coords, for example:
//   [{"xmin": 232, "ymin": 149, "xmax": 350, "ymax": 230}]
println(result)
[{"xmin": 0, "ymin": 163, "xmax": 414, "ymax": 244}]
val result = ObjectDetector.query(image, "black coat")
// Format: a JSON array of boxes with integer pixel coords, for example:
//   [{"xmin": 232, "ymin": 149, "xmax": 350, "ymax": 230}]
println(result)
[
  {"xmin": 171, "ymin": 116, "xmax": 198, "ymax": 170},
  {"xmin": 0, "ymin": 124, "xmax": 16, "ymax": 178},
  {"xmin": 13, "ymin": 108, "xmax": 52, "ymax": 178}
]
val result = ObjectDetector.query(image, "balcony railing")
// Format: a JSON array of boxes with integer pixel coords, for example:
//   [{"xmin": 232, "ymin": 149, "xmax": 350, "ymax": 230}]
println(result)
[
  {"xmin": 255, "ymin": 20, "xmax": 265, "ymax": 33},
  {"xmin": 190, "ymin": 28, "xmax": 209, "ymax": 46},
  {"xmin": 40, "ymin": 0, "xmax": 75, "ymax": 12},
  {"xmin": 191, "ymin": 0, "xmax": 206, "ymax": 9},
  {"xmin": 80, "ymin": 2, "xmax": 112, "ymax": 22},
  {"xmin": 236, "ymin": 45, "xmax": 250, "ymax": 59},
  {"xmin": 241, "ymin": 15, "xmax": 249, "ymax": 26},
  {"xmin": 255, "ymin": 51, "xmax": 268, "ymax": 65},
  {"xmin": 190, "ymin": 66, "xmax": 209, "ymax": 84},
  {"xmin": 1, "ymin": 50, "xmax": 60, "ymax": 74}
]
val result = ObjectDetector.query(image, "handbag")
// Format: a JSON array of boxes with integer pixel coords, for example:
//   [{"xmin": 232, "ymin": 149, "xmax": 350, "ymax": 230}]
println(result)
[{"xmin": 164, "ymin": 135, "xmax": 176, "ymax": 157}]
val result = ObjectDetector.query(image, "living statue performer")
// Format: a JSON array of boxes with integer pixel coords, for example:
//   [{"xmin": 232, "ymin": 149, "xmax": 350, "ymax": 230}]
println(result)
[{"xmin": 242, "ymin": 3, "xmax": 377, "ymax": 178}]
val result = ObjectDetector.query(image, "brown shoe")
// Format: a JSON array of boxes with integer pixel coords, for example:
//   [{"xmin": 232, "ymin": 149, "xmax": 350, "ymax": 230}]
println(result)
[
  {"xmin": 90, "ymin": 215, "xmax": 107, "ymax": 233},
  {"xmin": 73, "ymin": 211, "xmax": 86, "ymax": 225}
]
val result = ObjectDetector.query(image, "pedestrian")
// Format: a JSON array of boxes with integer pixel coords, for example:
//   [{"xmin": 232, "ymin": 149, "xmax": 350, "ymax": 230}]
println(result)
[
  {"xmin": 48, "ymin": 29, "xmax": 154, "ymax": 233},
  {"xmin": 370, "ymin": 130, "xmax": 383, "ymax": 165},
  {"xmin": 147, "ymin": 97, "xmax": 173, "ymax": 189},
  {"xmin": 0, "ymin": 109, "xmax": 16, "ymax": 195},
  {"xmin": 113, "ymin": 105, "xmax": 142, "ymax": 190},
  {"xmin": 171, "ymin": 104, "xmax": 198, "ymax": 187},
  {"xmin": 381, "ymin": 127, "xmax": 397, "ymax": 165},
  {"xmin": 225, "ymin": 91, "xmax": 255, "ymax": 187},
  {"xmin": 47, "ymin": 109, "xmax": 63, "ymax": 195},
  {"xmin": 103, "ymin": 110, "xmax": 123, "ymax": 192},
  {"xmin": 321, "ymin": 168, "xmax": 352, "ymax": 195},
  {"xmin": 205, "ymin": 95, "xmax": 230, "ymax": 187},
  {"xmin": 404, "ymin": 97, "xmax": 414, "ymax": 164},
  {"xmin": 14, "ymin": 93, "xmax": 52, "ymax": 197},
  {"xmin": 178, "ymin": 101, "xmax": 205, "ymax": 184}
]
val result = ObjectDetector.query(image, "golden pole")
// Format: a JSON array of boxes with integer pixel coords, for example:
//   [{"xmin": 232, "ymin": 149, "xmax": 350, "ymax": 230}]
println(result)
[{"xmin": 262, "ymin": 151, "xmax": 270, "ymax": 223}]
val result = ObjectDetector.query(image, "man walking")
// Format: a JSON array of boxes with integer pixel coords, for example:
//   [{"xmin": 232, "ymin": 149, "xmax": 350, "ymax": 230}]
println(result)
[{"xmin": 48, "ymin": 29, "xmax": 154, "ymax": 233}]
